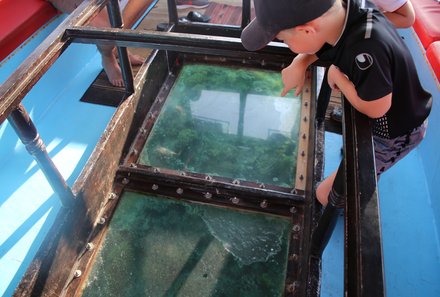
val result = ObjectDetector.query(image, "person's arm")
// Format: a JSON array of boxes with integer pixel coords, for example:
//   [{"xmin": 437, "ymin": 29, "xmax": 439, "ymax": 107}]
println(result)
[
  {"xmin": 383, "ymin": 1, "xmax": 415, "ymax": 28},
  {"xmin": 281, "ymin": 53, "xmax": 318, "ymax": 96},
  {"xmin": 327, "ymin": 65, "xmax": 391, "ymax": 118}
]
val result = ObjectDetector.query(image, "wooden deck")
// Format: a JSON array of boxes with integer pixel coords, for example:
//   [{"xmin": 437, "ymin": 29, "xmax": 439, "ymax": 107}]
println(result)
[{"xmin": 325, "ymin": 90, "xmax": 343, "ymax": 134}]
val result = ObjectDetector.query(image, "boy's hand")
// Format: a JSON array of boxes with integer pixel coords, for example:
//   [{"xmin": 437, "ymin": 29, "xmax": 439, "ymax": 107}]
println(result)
[
  {"xmin": 327, "ymin": 64, "xmax": 345, "ymax": 91},
  {"xmin": 327, "ymin": 64, "xmax": 392, "ymax": 118},
  {"xmin": 280, "ymin": 58, "xmax": 307, "ymax": 97}
]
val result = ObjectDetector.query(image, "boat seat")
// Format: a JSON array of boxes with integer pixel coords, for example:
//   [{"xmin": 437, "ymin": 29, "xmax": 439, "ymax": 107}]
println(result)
[
  {"xmin": 412, "ymin": 0, "xmax": 440, "ymax": 49},
  {"xmin": 0, "ymin": 0, "xmax": 58, "ymax": 61},
  {"xmin": 427, "ymin": 41, "xmax": 440, "ymax": 82}
]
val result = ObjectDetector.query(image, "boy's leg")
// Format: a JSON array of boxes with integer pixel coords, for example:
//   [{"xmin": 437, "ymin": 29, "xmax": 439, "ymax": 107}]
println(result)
[
  {"xmin": 316, "ymin": 119, "xmax": 428, "ymax": 206},
  {"xmin": 374, "ymin": 119, "xmax": 428, "ymax": 178},
  {"xmin": 316, "ymin": 171, "xmax": 337, "ymax": 206},
  {"xmin": 316, "ymin": 160, "xmax": 345, "ymax": 207},
  {"xmin": 100, "ymin": 0, "xmax": 152, "ymax": 86},
  {"xmin": 48, "ymin": 0, "xmax": 149, "ymax": 87}
]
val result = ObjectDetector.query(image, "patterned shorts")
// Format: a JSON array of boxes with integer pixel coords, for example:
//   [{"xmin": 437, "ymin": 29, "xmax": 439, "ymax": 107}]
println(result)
[
  {"xmin": 328, "ymin": 119, "xmax": 428, "ymax": 207},
  {"xmin": 374, "ymin": 119, "xmax": 428, "ymax": 177}
]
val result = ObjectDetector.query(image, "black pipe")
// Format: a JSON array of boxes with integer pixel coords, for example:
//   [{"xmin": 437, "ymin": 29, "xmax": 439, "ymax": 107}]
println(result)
[
  {"xmin": 241, "ymin": 0, "xmax": 251, "ymax": 28},
  {"xmin": 64, "ymin": 27, "xmax": 292, "ymax": 59},
  {"xmin": 167, "ymin": 0, "xmax": 179, "ymax": 24},
  {"xmin": 7, "ymin": 104, "xmax": 75, "ymax": 207},
  {"xmin": 107, "ymin": 0, "xmax": 134, "ymax": 94}
]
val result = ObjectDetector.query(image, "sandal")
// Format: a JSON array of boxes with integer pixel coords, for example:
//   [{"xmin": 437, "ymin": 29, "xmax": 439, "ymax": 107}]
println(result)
[
  {"xmin": 187, "ymin": 11, "xmax": 211, "ymax": 23},
  {"xmin": 331, "ymin": 106, "xmax": 342, "ymax": 122}
]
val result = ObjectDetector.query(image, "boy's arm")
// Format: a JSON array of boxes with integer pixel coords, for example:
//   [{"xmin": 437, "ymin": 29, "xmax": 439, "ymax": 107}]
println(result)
[
  {"xmin": 383, "ymin": 1, "xmax": 415, "ymax": 28},
  {"xmin": 328, "ymin": 65, "xmax": 391, "ymax": 118},
  {"xmin": 281, "ymin": 54, "xmax": 318, "ymax": 96}
]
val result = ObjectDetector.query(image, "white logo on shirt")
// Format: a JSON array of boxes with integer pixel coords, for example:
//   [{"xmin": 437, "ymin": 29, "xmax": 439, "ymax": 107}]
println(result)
[{"xmin": 355, "ymin": 53, "xmax": 373, "ymax": 70}]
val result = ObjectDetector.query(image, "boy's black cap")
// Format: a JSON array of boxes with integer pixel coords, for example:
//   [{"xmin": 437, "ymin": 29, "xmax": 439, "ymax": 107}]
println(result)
[{"xmin": 241, "ymin": 0, "xmax": 336, "ymax": 51}]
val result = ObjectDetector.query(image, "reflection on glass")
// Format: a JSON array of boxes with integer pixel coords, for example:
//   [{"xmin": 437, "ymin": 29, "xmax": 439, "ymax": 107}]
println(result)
[
  {"xmin": 81, "ymin": 192, "xmax": 292, "ymax": 297},
  {"xmin": 139, "ymin": 63, "xmax": 301, "ymax": 187}
]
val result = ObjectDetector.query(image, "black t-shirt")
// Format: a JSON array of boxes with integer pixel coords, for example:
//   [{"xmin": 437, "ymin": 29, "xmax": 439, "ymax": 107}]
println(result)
[{"xmin": 317, "ymin": 0, "xmax": 432, "ymax": 138}]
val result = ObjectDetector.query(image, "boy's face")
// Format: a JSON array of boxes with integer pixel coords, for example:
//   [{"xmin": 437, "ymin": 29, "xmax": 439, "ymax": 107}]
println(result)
[{"xmin": 276, "ymin": 26, "xmax": 325, "ymax": 54}]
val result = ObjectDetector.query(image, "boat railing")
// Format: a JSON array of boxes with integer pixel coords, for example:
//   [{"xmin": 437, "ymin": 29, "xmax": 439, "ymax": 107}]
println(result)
[
  {"xmin": 342, "ymin": 93, "xmax": 385, "ymax": 297},
  {"xmin": 1, "ymin": 0, "xmax": 385, "ymax": 296},
  {"xmin": 312, "ymin": 77, "xmax": 386, "ymax": 297}
]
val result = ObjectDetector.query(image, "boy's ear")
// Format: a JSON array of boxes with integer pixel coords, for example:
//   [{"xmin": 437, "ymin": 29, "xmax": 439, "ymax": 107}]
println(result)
[{"xmin": 296, "ymin": 23, "xmax": 318, "ymax": 35}]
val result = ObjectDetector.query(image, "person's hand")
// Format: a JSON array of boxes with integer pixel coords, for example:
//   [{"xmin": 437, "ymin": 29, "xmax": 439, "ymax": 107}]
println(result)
[
  {"xmin": 280, "ymin": 58, "xmax": 307, "ymax": 97},
  {"xmin": 327, "ymin": 64, "xmax": 347, "ymax": 91}
]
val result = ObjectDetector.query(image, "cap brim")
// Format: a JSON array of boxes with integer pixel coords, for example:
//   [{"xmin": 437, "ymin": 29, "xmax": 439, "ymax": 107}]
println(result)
[{"xmin": 241, "ymin": 18, "xmax": 277, "ymax": 51}]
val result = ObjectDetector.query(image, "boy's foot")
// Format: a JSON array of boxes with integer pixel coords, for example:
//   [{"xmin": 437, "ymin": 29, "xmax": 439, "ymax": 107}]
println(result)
[
  {"xmin": 176, "ymin": 0, "xmax": 209, "ymax": 10},
  {"xmin": 102, "ymin": 54, "xmax": 124, "ymax": 88},
  {"xmin": 126, "ymin": 51, "xmax": 144, "ymax": 66},
  {"xmin": 113, "ymin": 48, "xmax": 145, "ymax": 66},
  {"xmin": 103, "ymin": 50, "xmax": 145, "ymax": 87}
]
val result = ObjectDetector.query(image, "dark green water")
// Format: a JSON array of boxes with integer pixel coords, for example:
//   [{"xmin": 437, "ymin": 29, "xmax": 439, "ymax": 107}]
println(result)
[
  {"xmin": 81, "ymin": 192, "xmax": 292, "ymax": 297},
  {"xmin": 139, "ymin": 63, "xmax": 302, "ymax": 187}
]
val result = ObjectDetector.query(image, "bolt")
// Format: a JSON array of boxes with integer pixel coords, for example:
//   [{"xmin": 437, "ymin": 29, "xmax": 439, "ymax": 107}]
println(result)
[
  {"xmin": 231, "ymin": 197, "xmax": 240, "ymax": 204},
  {"xmin": 286, "ymin": 283, "xmax": 295, "ymax": 293},
  {"xmin": 86, "ymin": 243, "xmax": 94, "ymax": 251},
  {"xmin": 176, "ymin": 188, "xmax": 183, "ymax": 195},
  {"xmin": 152, "ymin": 184, "xmax": 159, "ymax": 190},
  {"xmin": 289, "ymin": 254, "xmax": 298, "ymax": 261},
  {"xmin": 260, "ymin": 200, "xmax": 268, "ymax": 208},
  {"xmin": 73, "ymin": 270, "xmax": 82, "ymax": 278}
]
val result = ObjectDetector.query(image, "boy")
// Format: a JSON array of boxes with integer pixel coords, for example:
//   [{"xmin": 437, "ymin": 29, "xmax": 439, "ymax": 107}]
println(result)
[
  {"xmin": 331, "ymin": 0, "xmax": 415, "ymax": 121},
  {"xmin": 241, "ymin": 0, "xmax": 431, "ymax": 206}
]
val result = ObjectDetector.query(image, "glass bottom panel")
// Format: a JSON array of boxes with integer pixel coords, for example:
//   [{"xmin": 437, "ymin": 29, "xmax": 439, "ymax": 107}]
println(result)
[
  {"xmin": 139, "ymin": 63, "xmax": 301, "ymax": 187},
  {"xmin": 81, "ymin": 192, "xmax": 292, "ymax": 297}
]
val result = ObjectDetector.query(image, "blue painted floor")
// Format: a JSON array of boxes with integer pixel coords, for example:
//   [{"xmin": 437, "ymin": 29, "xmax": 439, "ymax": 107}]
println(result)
[
  {"xmin": 0, "ymin": 15, "xmax": 115, "ymax": 297},
  {"xmin": 320, "ymin": 132, "xmax": 440, "ymax": 297}
]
